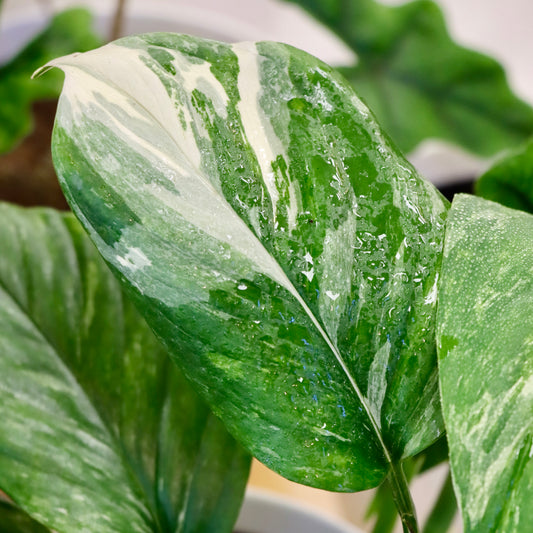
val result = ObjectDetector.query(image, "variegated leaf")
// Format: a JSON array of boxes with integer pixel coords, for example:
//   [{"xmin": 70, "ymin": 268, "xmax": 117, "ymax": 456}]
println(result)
[
  {"xmin": 0, "ymin": 203, "xmax": 250, "ymax": 533},
  {"xmin": 43, "ymin": 33, "xmax": 448, "ymax": 491},
  {"xmin": 437, "ymin": 194, "xmax": 533, "ymax": 532},
  {"xmin": 476, "ymin": 138, "xmax": 533, "ymax": 214}
]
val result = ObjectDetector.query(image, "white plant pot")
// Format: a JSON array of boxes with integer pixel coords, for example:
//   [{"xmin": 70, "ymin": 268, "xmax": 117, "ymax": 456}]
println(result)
[{"xmin": 234, "ymin": 489, "xmax": 364, "ymax": 533}]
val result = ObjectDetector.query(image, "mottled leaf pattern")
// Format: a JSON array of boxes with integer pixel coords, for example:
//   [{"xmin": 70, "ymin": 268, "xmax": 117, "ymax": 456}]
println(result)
[
  {"xmin": 0, "ymin": 203, "xmax": 250, "ymax": 533},
  {"xmin": 45, "ymin": 33, "xmax": 448, "ymax": 491},
  {"xmin": 285, "ymin": 0, "xmax": 533, "ymax": 156},
  {"xmin": 437, "ymin": 195, "xmax": 533, "ymax": 532}
]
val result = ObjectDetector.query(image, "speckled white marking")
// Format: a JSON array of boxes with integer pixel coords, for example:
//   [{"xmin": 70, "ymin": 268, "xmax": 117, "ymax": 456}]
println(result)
[
  {"xmin": 454, "ymin": 377, "xmax": 533, "ymax": 526},
  {"xmin": 313, "ymin": 425, "xmax": 350, "ymax": 442},
  {"xmin": 301, "ymin": 268, "xmax": 315, "ymax": 282},
  {"xmin": 116, "ymin": 246, "xmax": 152, "ymax": 272},
  {"xmin": 325, "ymin": 291, "xmax": 340, "ymax": 301},
  {"xmin": 318, "ymin": 211, "xmax": 358, "ymax": 340},
  {"xmin": 170, "ymin": 49, "xmax": 229, "ymax": 118},
  {"xmin": 424, "ymin": 274, "xmax": 438, "ymax": 305}
]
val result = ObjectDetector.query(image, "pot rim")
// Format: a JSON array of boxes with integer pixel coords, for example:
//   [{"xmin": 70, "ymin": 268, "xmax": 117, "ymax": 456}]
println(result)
[{"xmin": 235, "ymin": 487, "xmax": 365, "ymax": 533}]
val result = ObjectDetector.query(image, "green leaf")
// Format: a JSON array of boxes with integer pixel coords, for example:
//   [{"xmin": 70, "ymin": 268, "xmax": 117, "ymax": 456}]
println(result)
[
  {"xmin": 0, "ymin": 8, "xmax": 102, "ymax": 154},
  {"xmin": 475, "ymin": 138, "xmax": 533, "ymax": 214},
  {"xmin": 45, "ymin": 33, "xmax": 448, "ymax": 492},
  {"xmin": 285, "ymin": 0, "xmax": 533, "ymax": 156},
  {"xmin": 437, "ymin": 194, "xmax": 533, "ymax": 532},
  {"xmin": 0, "ymin": 500, "xmax": 50, "ymax": 533},
  {"xmin": 0, "ymin": 202, "xmax": 250, "ymax": 533}
]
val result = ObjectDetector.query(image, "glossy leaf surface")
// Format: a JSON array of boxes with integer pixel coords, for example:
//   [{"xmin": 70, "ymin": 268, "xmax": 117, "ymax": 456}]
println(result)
[
  {"xmin": 46, "ymin": 33, "xmax": 448, "ymax": 491},
  {"xmin": 475, "ymin": 138, "xmax": 533, "ymax": 214},
  {"xmin": 437, "ymin": 195, "xmax": 533, "ymax": 532},
  {"xmin": 286, "ymin": 0, "xmax": 533, "ymax": 156},
  {"xmin": 0, "ymin": 8, "xmax": 101, "ymax": 154},
  {"xmin": 0, "ymin": 203, "xmax": 250, "ymax": 533}
]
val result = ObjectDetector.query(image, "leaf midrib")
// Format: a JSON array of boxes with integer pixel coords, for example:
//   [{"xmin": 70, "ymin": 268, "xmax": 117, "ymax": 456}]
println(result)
[
  {"xmin": 57, "ymin": 42, "xmax": 394, "ymax": 473},
  {"xmin": 147, "ymin": 46, "xmax": 394, "ymax": 470}
]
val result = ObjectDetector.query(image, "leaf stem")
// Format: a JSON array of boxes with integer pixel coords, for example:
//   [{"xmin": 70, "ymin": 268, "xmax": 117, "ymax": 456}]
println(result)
[{"xmin": 387, "ymin": 460, "xmax": 419, "ymax": 533}]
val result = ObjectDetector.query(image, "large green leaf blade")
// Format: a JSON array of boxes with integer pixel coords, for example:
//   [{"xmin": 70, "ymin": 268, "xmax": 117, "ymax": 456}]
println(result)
[
  {"xmin": 286, "ymin": 0, "xmax": 533, "ymax": 156},
  {"xmin": 46, "ymin": 33, "xmax": 448, "ymax": 491},
  {"xmin": 0, "ymin": 203, "xmax": 250, "ymax": 533},
  {"xmin": 0, "ymin": 8, "xmax": 102, "ymax": 154},
  {"xmin": 437, "ymin": 194, "xmax": 533, "ymax": 532}
]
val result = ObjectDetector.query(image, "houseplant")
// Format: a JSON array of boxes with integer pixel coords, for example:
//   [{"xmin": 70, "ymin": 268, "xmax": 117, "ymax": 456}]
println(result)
[
  {"xmin": 0, "ymin": 1, "xmax": 531, "ymax": 532},
  {"xmin": 36, "ymin": 29, "xmax": 533, "ymax": 533}
]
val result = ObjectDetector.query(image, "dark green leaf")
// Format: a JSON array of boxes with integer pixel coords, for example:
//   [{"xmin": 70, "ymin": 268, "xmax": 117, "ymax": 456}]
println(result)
[
  {"xmin": 0, "ymin": 202, "xmax": 250, "ymax": 533},
  {"xmin": 0, "ymin": 500, "xmax": 50, "ymax": 533},
  {"xmin": 45, "ymin": 33, "xmax": 448, "ymax": 491},
  {"xmin": 414, "ymin": 435, "xmax": 449, "ymax": 474},
  {"xmin": 475, "ymin": 138, "xmax": 533, "ymax": 213},
  {"xmin": 437, "ymin": 194, "xmax": 533, "ymax": 532},
  {"xmin": 0, "ymin": 8, "xmax": 102, "ymax": 154},
  {"xmin": 285, "ymin": 0, "xmax": 533, "ymax": 156}
]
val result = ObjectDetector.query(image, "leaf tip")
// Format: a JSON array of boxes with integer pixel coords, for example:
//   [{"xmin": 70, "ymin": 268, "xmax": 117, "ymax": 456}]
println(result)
[{"xmin": 31, "ymin": 52, "xmax": 81, "ymax": 79}]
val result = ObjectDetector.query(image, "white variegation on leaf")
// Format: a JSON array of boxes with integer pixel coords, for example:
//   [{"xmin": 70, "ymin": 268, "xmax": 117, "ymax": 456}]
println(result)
[
  {"xmin": 0, "ymin": 204, "xmax": 250, "ymax": 533},
  {"xmin": 41, "ymin": 33, "xmax": 448, "ymax": 493},
  {"xmin": 438, "ymin": 194, "xmax": 533, "ymax": 533}
]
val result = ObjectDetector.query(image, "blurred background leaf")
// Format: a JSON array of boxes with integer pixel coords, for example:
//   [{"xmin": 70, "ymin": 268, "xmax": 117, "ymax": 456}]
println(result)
[
  {"xmin": 286, "ymin": 0, "xmax": 533, "ymax": 157},
  {"xmin": 0, "ymin": 203, "xmax": 251, "ymax": 533},
  {"xmin": 0, "ymin": 8, "xmax": 102, "ymax": 154},
  {"xmin": 475, "ymin": 138, "xmax": 533, "ymax": 213},
  {"xmin": 0, "ymin": 8, "xmax": 102, "ymax": 209},
  {"xmin": 0, "ymin": 500, "xmax": 50, "ymax": 533}
]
